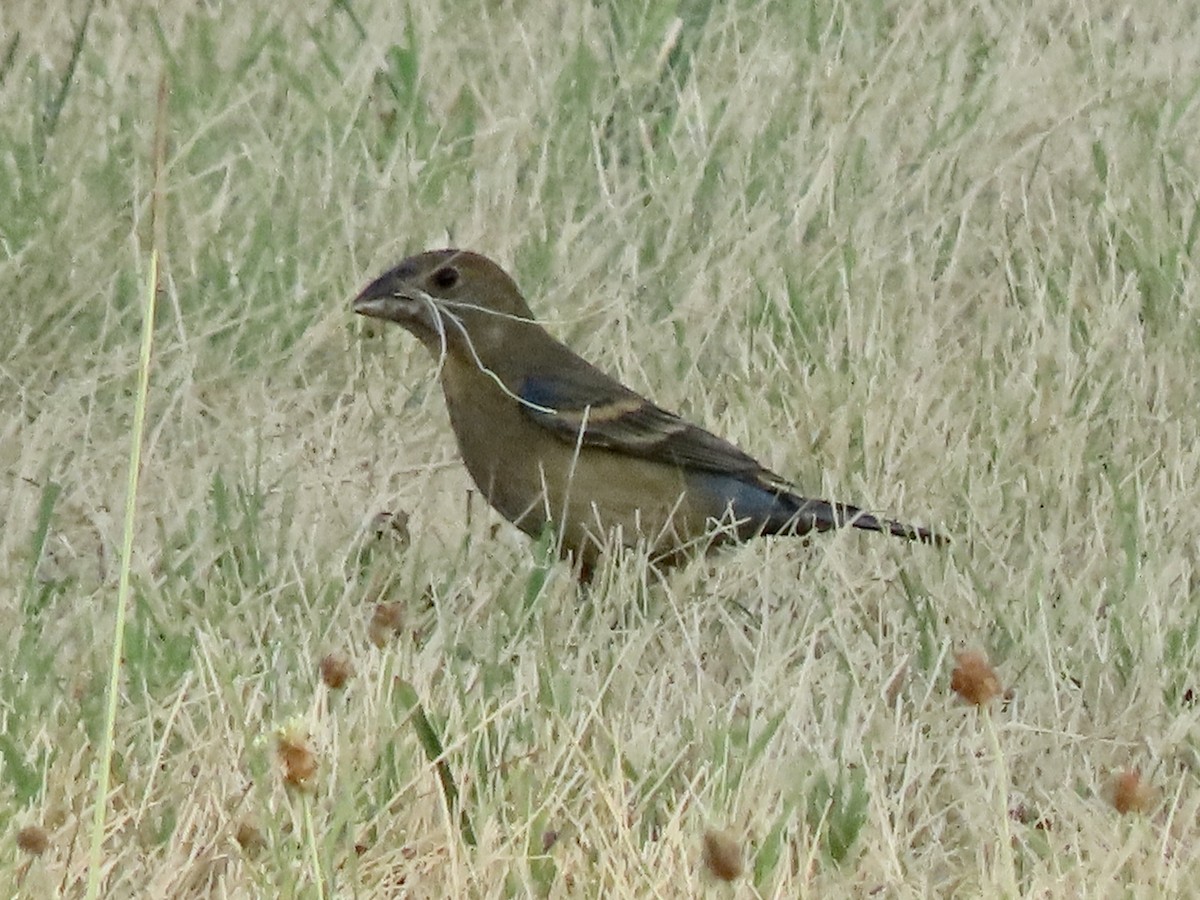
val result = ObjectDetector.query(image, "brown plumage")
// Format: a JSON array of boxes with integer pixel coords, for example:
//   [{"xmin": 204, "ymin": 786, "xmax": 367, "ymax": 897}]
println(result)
[{"xmin": 353, "ymin": 249, "xmax": 943, "ymax": 574}]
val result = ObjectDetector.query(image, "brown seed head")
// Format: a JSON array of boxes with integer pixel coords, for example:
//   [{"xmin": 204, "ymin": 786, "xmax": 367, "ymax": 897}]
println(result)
[
  {"xmin": 369, "ymin": 602, "xmax": 406, "ymax": 647},
  {"xmin": 235, "ymin": 820, "xmax": 267, "ymax": 855},
  {"xmin": 277, "ymin": 729, "xmax": 318, "ymax": 791},
  {"xmin": 320, "ymin": 652, "xmax": 355, "ymax": 689},
  {"xmin": 951, "ymin": 650, "xmax": 1003, "ymax": 706},
  {"xmin": 16, "ymin": 825, "xmax": 49, "ymax": 856},
  {"xmin": 702, "ymin": 828, "xmax": 744, "ymax": 882},
  {"xmin": 1110, "ymin": 769, "xmax": 1154, "ymax": 815}
]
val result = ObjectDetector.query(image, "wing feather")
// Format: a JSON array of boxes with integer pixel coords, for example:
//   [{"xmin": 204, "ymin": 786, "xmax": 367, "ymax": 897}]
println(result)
[{"xmin": 518, "ymin": 367, "xmax": 768, "ymax": 477}]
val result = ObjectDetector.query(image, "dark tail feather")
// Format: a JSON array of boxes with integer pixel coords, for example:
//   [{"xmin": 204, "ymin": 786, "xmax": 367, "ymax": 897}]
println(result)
[{"xmin": 771, "ymin": 496, "xmax": 947, "ymax": 546}]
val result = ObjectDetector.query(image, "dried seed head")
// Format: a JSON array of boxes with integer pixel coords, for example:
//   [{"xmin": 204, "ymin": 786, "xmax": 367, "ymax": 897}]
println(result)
[
  {"xmin": 702, "ymin": 829, "xmax": 743, "ymax": 882},
  {"xmin": 235, "ymin": 820, "xmax": 266, "ymax": 855},
  {"xmin": 16, "ymin": 825, "xmax": 49, "ymax": 856},
  {"xmin": 369, "ymin": 602, "xmax": 405, "ymax": 647},
  {"xmin": 951, "ymin": 650, "xmax": 1003, "ymax": 707},
  {"xmin": 1110, "ymin": 769, "xmax": 1154, "ymax": 815},
  {"xmin": 320, "ymin": 652, "xmax": 354, "ymax": 689},
  {"xmin": 277, "ymin": 729, "xmax": 318, "ymax": 791}
]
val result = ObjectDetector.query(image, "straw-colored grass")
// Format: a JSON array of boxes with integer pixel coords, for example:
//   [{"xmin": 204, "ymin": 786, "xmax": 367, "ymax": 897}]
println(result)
[{"xmin": 2, "ymin": 1, "xmax": 1198, "ymax": 895}]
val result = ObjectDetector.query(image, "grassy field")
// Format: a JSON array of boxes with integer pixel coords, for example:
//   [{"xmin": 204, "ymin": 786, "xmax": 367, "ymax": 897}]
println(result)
[{"xmin": 2, "ymin": 0, "xmax": 1199, "ymax": 895}]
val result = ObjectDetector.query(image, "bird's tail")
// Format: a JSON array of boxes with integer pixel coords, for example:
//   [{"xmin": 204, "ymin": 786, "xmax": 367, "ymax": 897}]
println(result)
[{"xmin": 768, "ymin": 495, "xmax": 946, "ymax": 546}]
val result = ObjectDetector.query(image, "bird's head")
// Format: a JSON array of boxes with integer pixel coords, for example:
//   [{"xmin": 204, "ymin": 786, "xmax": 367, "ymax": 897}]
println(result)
[{"xmin": 352, "ymin": 249, "xmax": 538, "ymax": 361}]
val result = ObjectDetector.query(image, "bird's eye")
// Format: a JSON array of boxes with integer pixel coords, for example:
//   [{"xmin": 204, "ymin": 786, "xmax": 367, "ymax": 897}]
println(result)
[{"xmin": 431, "ymin": 266, "xmax": 459, "ymax": 289}]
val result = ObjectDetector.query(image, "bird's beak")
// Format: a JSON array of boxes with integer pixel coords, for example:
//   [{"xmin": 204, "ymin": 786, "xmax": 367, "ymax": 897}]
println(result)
[
  {"xmin": 352, "ymin": 275, "xmax": 449, "ymax": 350},
  {"xmin": 351, "ymin": 272, "xmax": 397, "ymax": 318},
  {"xmin": 351, "ymin": 292, "xmax": 391, "ymax": 319},
  {"xmin": 352, "ymin": 274, "xmax": 425, "ymax": 326}
]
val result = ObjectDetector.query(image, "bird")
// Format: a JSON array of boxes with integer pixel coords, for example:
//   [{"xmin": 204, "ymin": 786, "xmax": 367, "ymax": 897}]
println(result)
[{"xmin": 352, "ymin": 249, "xmax": 943, "ymax": 577}]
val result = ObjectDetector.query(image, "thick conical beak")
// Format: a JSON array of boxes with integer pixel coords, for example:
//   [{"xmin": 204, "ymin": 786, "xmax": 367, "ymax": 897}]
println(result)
[{"xmin": 351, "ymin": 272, "xmax": 398, "ymax": 318}]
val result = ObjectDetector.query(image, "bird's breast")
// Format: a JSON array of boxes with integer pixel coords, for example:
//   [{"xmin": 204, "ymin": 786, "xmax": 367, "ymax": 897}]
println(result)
[{"xmin": 437, "ymin": 355, "xmax": 706, "ymax": 565}]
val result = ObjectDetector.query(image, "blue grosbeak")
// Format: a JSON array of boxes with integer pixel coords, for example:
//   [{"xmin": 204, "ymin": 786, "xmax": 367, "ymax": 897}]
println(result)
[{"xmin": 353, "ymin": 249, "xmax": 943, "ymax": 575}]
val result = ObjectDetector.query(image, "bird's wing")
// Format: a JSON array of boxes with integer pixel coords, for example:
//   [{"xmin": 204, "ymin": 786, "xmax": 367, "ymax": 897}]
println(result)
[
  {"xmin": 516, "ymin": 362, "xmax": 945, "ymax": 545},
  {"xmin": 517, "ymin": 365, "xmax": 769, "ymax": 477}
]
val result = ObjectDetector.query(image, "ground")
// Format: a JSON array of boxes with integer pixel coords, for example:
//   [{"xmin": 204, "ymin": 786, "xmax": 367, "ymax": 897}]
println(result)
[{"xmin": 1, "ymin": 0, "xmax": 1198, "ymax": 895}]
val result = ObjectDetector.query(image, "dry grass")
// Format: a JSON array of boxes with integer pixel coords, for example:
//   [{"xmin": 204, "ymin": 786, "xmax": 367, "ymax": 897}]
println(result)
[{"xmin": 2, "ymin": 0, "xmax": 1199, "ymax": 896}]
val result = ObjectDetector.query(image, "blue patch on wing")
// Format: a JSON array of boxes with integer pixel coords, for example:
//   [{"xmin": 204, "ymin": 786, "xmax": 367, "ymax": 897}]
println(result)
[
  {"xmin": 519, "ymin": 375, "xmax": 571, "ymax": 410},
  {"xmin": 687, "ymin": 471, "xmax": 801, "ymax": 534}
]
